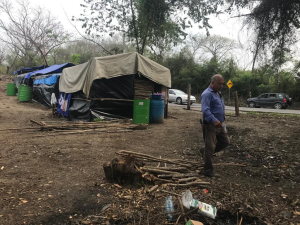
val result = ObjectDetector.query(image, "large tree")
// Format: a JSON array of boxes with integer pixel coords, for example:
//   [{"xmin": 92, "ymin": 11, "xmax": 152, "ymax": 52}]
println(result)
[
  {"xmin": 0, "ymin": 0, "xmax": 70, "ymax": 66},
  {"xmin": 75, "ymin": 0, "xmax": 224, "ymax": 55},
  {"xmin": 187, "ymin": 34, "xmax": 238, "ymax": 62},
  {"xmin": 225, "ymin": 0, "xmax": 300, "ymax": 70}
]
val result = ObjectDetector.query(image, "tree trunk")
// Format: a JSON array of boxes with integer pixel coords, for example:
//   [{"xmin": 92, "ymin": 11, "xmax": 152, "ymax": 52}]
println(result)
[
  {"xmin": 187, "ymin": 83, "xmax": 191, "ymax": 110},
  {"xmin": 130, "ymin": 0, "xmax": 140, "ymax": 54}
]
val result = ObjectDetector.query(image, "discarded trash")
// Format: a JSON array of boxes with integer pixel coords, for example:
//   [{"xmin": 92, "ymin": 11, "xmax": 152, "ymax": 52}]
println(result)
[
  {"xmin": 182, "ymin": 190, "xmax": 217, "ymax": 219},
  {"xmin": 222, "ymin": 123, "xmax": 227, "ymax": 133},
  {"xmin": 185, "ymin": 219, "xmax": 204, "ymax": 225},
  {"xmin": 165, "ymin": 196, "xmax": 174, "ymax": 221},
  {"xmin": 203, "ymin": 189, "xmax": 209, "ymax": 194}
]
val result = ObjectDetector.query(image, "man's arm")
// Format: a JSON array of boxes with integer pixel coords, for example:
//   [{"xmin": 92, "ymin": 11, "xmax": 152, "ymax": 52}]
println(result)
[{"xmin": 201, "ymin": 93, "xmax": 218, "ymax": 124}]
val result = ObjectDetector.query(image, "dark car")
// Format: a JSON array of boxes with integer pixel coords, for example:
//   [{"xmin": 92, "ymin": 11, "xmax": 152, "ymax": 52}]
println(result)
[{"xmin": 247, "ymin": 93, "xmax": 292, "ymax": 109}]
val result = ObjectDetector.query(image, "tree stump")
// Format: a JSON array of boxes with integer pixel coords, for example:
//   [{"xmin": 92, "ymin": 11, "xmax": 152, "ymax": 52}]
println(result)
[{"xmin": 103, "ymin": 154, "xmax": 144, "ymax": 185}]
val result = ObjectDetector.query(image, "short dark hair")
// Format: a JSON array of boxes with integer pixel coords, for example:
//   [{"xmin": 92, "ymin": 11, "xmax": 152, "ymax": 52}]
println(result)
[{"xmin": 211, "ymin": 74, "xmax": 223, "ymax": 83}]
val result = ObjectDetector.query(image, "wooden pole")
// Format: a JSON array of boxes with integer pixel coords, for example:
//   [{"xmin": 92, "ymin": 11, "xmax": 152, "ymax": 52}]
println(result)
[
  {"xmin": 234, "ymin": 91, "xmax": 239, "ymax": 117},
  {"xmin": 187, "ymin": 83, "xmax": 191, "ymax": 110}
]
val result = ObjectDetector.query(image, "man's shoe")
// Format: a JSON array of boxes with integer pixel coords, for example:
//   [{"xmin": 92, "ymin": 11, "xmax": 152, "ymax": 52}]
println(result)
[{"xmin": 199, "ymin": 169, "xmax": 219, "ymax": 178}]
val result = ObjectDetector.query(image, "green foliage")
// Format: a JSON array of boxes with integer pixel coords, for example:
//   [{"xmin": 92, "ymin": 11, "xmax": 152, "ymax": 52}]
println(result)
[
  {"xmin": 247, "ymin": 0, "xmax": 300, "ymax": 50},
  {"xmin": 75, "ymin": 0, "xmax": 223, "ymax": 55},
  {"xmin": 69, "ymin": 54, "xmax": 81, "ymax": 65},
  {"xmin": 0, "ymin": 65, "xmax": 6, "ymax": 74}
]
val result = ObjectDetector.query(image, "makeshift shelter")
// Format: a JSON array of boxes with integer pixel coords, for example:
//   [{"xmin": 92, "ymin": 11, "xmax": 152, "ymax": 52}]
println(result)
[
  {"xmin": 13, "ymin": 65, "xmax": 48, "ymax": 75},
  {"xmin": 25, "ymin": 63, "xmax": 75, "ymax": 86},
  {"xmin": 13, "ymin": 65, "xmax": 48, "ymax": 91},
  {"xmin": 59, "ymin": 52, "xmax": 171, "ymax": 121},
  {"xmin": 14, "ymin": 73, "xmax": 27, "ymax": 90},
  {"xmin": 32, "ymin": 74, "xmax": 61, "ymax": 107}
]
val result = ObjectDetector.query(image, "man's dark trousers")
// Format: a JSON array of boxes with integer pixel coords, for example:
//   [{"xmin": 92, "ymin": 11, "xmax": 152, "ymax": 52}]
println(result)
[{"xmin": 202, "ymin": 123, "xmax": 230, "ymax": 172}]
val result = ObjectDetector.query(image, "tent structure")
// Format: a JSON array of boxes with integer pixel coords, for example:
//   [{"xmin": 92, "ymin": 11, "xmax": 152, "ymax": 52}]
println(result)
[
  {"xmin": 14, "ymin": 73, "xmax": 28, "ymax": 90},
  {"xmin": 12, "ymin": 63, "xmax": 75, "ymax": 105},
  {"xmin": 59, "ymin": 52, "xmax": 171, "ymax": 121},
  {"xmin": 14, "ymin": 65, "xmax": 48, "ymax": 90},
  {"xmin": 25, "ymin": 63, "xmax": 74, "ymax": 81},
  {"xmin": 32, "ymin": 74, "xmax": 61, "ymax": 107},
  {"xmin": 13, "ymin": 65, "xmax": 48, "ymax": 75},
  {"xmin": 29, "ymin": 63, "xmax": 75, "ymax": 106}
]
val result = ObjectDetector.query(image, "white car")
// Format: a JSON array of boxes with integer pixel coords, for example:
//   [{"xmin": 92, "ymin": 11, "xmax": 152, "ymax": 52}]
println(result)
[{"xmin": 168, "ymin": 89, "xmax": 196, "ymax": 105}]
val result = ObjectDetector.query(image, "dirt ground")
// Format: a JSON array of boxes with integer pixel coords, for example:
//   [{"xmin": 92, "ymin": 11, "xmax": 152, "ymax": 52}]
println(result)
[{"xmin": 0, "ymin": 74, "xmax": 300, "ymax": 225}]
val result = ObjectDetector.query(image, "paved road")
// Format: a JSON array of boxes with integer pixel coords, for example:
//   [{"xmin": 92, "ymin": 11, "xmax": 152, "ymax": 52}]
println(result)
[{"xmin": 169, "ymin": 103, "xmax": 300, "ymax": 115}]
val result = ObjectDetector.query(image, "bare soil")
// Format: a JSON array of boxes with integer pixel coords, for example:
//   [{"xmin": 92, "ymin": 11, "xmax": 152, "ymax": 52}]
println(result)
[{"xmin": 0, "ymin": 75, "xmax": 300, "ymax": 225}]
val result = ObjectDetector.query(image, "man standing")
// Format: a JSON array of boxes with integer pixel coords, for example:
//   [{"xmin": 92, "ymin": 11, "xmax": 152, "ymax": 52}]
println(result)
[{"xmin": 200, "ymin": 74, "xmax": 230, "ymax": 177}]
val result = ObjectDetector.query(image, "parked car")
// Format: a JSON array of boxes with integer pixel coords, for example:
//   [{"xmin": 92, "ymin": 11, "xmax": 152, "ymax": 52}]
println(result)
[
  {"xmin": 168, "ymin": 89, "xmax": 196, "ymax": 105},
  {"xmin": 247, "ymin": 93, "xmax": 292, "ymax": 109}
]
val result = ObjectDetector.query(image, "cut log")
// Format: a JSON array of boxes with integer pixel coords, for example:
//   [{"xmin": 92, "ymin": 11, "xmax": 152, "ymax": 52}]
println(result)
[{"xmin": 103, "ymin": 154, "xmax": 144, "ymax": 185}]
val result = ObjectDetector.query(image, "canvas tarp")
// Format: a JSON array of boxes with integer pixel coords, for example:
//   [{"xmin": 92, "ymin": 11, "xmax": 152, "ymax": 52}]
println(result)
[{"xmin": 59, "ymin": 52, "xmax": 171, "ymax": 97}]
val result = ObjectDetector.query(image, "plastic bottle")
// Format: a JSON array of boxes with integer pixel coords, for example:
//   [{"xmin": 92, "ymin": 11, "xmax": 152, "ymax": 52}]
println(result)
[{"xmin": 165, "ymin": 196, "xmax": 174, "ymax": 221}]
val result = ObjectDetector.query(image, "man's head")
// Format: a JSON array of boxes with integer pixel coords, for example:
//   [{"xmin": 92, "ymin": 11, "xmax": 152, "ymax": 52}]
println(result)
[{"xmin": 210, "ymin": 74, "xmax": 224, "ymax": 92}]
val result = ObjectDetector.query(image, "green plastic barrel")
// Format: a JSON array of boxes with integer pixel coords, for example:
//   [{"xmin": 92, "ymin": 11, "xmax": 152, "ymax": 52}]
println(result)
[
  {"xmin": 6, "ymin": 83, "xmax": 16, "ymax": 96},
  {"xmin": 17, "ymin": 85, "xmax": 23, "ymax": 100},
  {"xmin": 133, "ymin": 99, "xmax": 150, "ymax": 124},
  {"xmin": 18, "ymin": 85, "xmax": 32, "ymax": 102}
]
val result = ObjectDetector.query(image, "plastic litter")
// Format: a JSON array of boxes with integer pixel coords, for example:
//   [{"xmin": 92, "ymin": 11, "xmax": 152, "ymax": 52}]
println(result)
[
  {"xmin": 182, "ymin": 190, "xmax": 217, "ymax": 219},
  {"xmin": 165, "ymin": 196, "xmax": 174, "ymax": 221}
]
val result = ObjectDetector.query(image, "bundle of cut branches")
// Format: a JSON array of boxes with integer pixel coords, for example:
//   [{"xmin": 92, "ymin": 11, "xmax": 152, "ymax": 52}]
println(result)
[
  {"xmin": 116, "ymin": 150, "xmax": 246, "ymax": 187},
  {"xmin": 25, "ymin": 119, "xmax": 148, "ymax": 137}
]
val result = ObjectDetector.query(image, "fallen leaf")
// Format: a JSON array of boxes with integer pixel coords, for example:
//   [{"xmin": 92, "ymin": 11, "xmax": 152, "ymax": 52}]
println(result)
[
  {"xmin": 19, "ymin": 198, "xmax": 28, "ymax": 204},
  {"xmin": 294, "ymin": 210, "xmax": 300, "ymax": 216},
  {"xmin": 281, "ymin": 194, "xmax": 288, "ymax": 199},
  {"xmin": 0, "ymin": 215, "xmax": 3, "ymax": 218},
  {"xmin": 203, "ymin": 189, "xmax": 209, "ymax": 194},
  {"xmin": 280, "ymin": 164, "xmax": 288, "ymax": 168},
  {"xmin": 1, "ymin": 166, "xmax": 4, "ymax": 170},
  {"xmin": 114, "ymin": 184, "xmax": 122, "ymax": 189},
  {"xmin": 97, "ymin": 193, "xmax": 101, "ymax": 197},
  {"xmin": 292, "ymin": 199, "xmax": 299, "ymax": 206},
  {"xmin": 123, "ymin": 195, "xmax": 133, "ymax": 200}
]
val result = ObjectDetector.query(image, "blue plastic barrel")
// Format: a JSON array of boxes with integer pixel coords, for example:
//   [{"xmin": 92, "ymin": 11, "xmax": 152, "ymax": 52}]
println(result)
[{"xmin": 150, "ymin": 99, "xmax": 164, "ymax": 123}]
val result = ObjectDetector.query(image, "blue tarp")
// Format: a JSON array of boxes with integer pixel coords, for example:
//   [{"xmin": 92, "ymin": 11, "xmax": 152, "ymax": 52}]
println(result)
[
  {"xmin": 33, "ymin": 74, "xmax": 60, "ymax": 86},
  {"xmin": 25, "ymin": 63, "xmax": 75, "ymax": 80},
  {"xmin": 13, "ymin": 65, "xmax": 48, "ymax": 75}
]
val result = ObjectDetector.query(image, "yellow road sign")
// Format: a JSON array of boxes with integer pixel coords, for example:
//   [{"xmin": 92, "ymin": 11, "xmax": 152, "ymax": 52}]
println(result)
[{"xmin": 227, "ymin": 80, "xmax": 233, "ymax": 89}]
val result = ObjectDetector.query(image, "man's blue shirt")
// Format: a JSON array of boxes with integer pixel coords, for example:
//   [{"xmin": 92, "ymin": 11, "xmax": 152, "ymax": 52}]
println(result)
[{"xmin": 201, "ymin": 86, "xmax": 225, "ymax": 124}]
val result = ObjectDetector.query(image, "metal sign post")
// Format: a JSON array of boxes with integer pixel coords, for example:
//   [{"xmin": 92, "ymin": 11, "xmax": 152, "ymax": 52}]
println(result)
[{"xmin": 227, "ymin": 80, "xmax": 233, "ymax": 103}]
